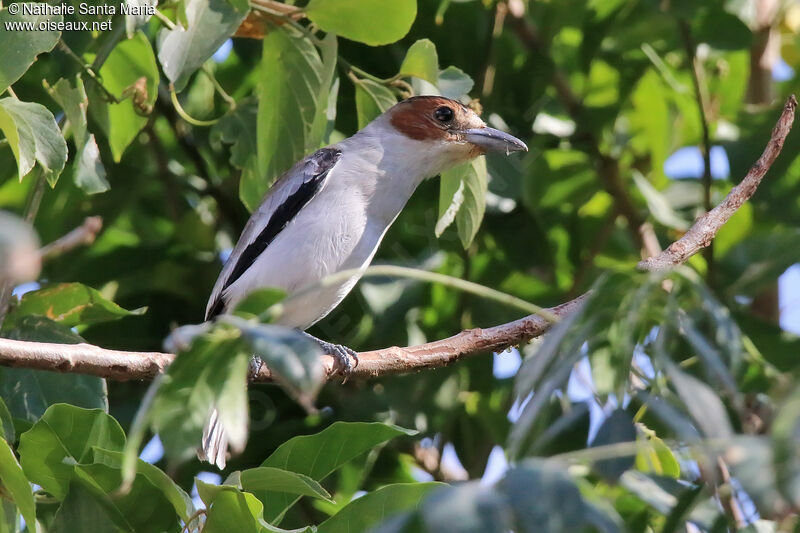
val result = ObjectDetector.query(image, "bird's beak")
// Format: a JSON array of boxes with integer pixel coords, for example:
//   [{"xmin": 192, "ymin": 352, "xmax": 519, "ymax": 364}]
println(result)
[{"xmin": 462, "ymin": 127, "xmax": 528, "ymax": 154}]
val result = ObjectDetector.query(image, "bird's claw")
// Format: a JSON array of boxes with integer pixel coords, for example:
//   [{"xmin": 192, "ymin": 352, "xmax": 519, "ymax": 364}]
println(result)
[
  {"xmin": 248, "ymin": 355, "xmax": 264, "ymax": 377},
  {"xmin": 318, "ymin": 341, "xmax": 359, "ymax": 380},
  {"xmin": 298, "ymin": 331, "xmax": 359, "ymax": 381}
]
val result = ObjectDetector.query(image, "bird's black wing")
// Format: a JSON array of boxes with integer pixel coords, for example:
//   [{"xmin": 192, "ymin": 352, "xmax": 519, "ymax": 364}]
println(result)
[{"xmin": 205, "ymin": 147, "xmax": 342, "ymax": 320}]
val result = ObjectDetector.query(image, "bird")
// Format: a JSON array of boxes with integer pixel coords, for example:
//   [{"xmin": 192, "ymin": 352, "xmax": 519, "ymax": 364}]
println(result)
[{"xmin": 199, "ymin": 95, "xmax": 527, "ymax": 468}]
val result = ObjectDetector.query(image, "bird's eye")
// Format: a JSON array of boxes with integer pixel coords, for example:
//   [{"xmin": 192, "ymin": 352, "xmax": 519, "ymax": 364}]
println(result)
[{"xmin": 433, "ymin": 106, "xmax": 454, "ymax": 124}]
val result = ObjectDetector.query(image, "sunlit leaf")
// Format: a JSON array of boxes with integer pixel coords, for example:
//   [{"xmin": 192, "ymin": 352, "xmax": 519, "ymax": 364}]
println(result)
[
  {"xmin": 437, "ymin": 156, "xmax": 487, "ymax": 248},
  {"xmin": 249, "ymin": 28, "xmax": 337, "ymax": 211},
  {"xmin": 90, "ymin": 31, "xmax": 159, "ymax": 162},
  {"xmin": 0, "ymin": 97, "xmax": 67, "ymax": 184},
  {"xmin": 305, "ymin": 0, "xmax": 416, "ymax": 46},
  {"xmin": 6, "ymin": 282, "xmax": 145, "ymax": 327},
  {"xmin": 157, "ymin": 0, "xmax": 248, "ymax": 89},
  {"xmin": 0, "ymin": 436, "xmax": 36, "ymax": 530},
  {"xmin": 239, "ymin": 467, "xmax": 333, "ymax": 502},
  {"xmin": 635, "ymin": 426, "xmax": 680, "ymax": 479},
  {"xmin": 399, "ymin": 39, "xmax": 439, "ymax": 84}
]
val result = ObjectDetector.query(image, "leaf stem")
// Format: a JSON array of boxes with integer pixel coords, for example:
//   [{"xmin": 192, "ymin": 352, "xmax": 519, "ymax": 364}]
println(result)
[
  {"xmin": 58, "ymin": 39, "xmax": 119, "ymax": 104},
  {"xmin": 169, "ymin": 84, "xmax": 221, "ymax": 126},
  {"xmin": 4, "ymin": 86, "xmax": 17, "ymax": 99},
  {"xmin": 266, "ymin": 264, "xmax": 560, "ymax": 324},
  {"xmin": 201, "ymin": 65, "xmax": 236, "ymax": 110},
  {"xmin": 153, "ymin": 8, "xmax": 176, "ymax": 29}
]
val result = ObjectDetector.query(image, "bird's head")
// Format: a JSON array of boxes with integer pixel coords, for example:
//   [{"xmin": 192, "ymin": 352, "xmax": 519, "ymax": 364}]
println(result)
[{"xmin": 382, "ymin": 96, "xmax": 527, "ymax": 164}]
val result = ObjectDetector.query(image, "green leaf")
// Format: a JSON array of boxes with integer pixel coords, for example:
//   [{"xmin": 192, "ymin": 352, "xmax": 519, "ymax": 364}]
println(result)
[
  {"xmin": 590, "ymin": 409, "xmax": 636, "ymax": 482},
  {"xmin": 0, "ymin": 97, "xmax": 67, "ymax": 185},
  {"xmin": 91, "ymin": 448, "xmax": 195, "ymax": 521},
  {"xmin": 399, "ymin": 39, "xmax": 439, "ymax": 84},
  {"xmin": 629, "ymin": 71, "xmax": 669, "ymax": 185},
  {"xmin": 236, "ymin": 321, "xmax": 324, "ymax": 409},
  {"xmin": 201, "ymin": 483, "xmax": 263, "ymax": 533},
  {"xmin": 156, "ymin": 0, "xmax": 249, "ymax": 90},
  {"xmin": 354, "ymin": 78, "xmax": 396, "ymax": 129},
  {"xmin": 124, "ymin": 0, "xmax": 156, "ymax": 37},
  {"xmin": 213, "ymin": 98, "xmax": 258, "ymax": 170},
  {"xmin": 50, "ymin": 483, "xmax": 119, "ymax": 533},
  {"xmin": 0, "ymin": 7, "xmax": 61, "ymax": 93},
  {"xmin": 257, "ymin": 422, "xmax": 415, "ymax": 523},
  {"xmin": 90, "ymin": 31, "xmax": 159, "ymax": 162},
  {"xmin": 318, "ymin": 483, "xmax": 442, "ymax": 533},
  {"xmin": 46, "ymin": 77, "xmax": 110, "ymax": 194},
  {"xmin": 692, "ymin": 6, "xmax": 751, "ymax": 50},
  {"xmin": 0, "ymin": 398, "xmax": 14, "ymax": 443},
  {"xmin": 6, "ymin": 282, "xmax": 145, "ymax": 327},
  {"xmin": 1, "ymin": 316, "xmax": 109, "ymax": 423},
  {"xmin": 437, "ymin": 66, "xmax": 474, "ymax": 100},
  {"xmin": 18, "ymin": 404, "xmax": 125, "ymax": 500},
  {"xmin": 419, "ymin": 481, "xmax": 510, "ymax": 533},
  {"xmin": 250, "ymin": 29, "xmax": 337, "ymax": 211},
  {"xmin": 305, "ymin": 0, "xmax": 416, "ymax": 46},
  {"xmin": 74, "ymin": 134, "xmax": 110, "ymax": 194},
  {"xmin": 239, "ymin": 467, "xmax": 333, "ymax": 502},
  {"xmin": 635, "ymin": 427, "xmax": 680, "ymax": 479},
  {"xmin": 232, "ymin": 288, "xmax": 286, "ymax": 319},
  {"xmin": 436, "ymin": 156, "xmax": 487, "ymax": 248},
  {"xmin": 0, "ymin": 437, "xmax": 35, "ymax": 531},
  {"xmin": 665, "ymin": 363, "xmax": 733, "ymax": 439},
  {"xmin": 198, "ymin": 481, "xmax": 310, "ymax": 533},
  {"xmin": 46, "ymin": 77, "xmax": 88, "ymax": 147},
  {"xmin": 70, "ymin": 449, "xmax": 187, "ymax": 532},
  {"xmin": 496, "ymin": 460, "xmax": 619, "ymax": 532}
]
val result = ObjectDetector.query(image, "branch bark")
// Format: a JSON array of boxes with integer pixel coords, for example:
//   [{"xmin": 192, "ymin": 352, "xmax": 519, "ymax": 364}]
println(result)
[{"xmin": 0, "ymin": 96, "xmax": 795, "ymax": 382}]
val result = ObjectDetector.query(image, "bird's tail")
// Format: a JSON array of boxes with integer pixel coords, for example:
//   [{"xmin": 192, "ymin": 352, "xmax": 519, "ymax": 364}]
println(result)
[{"xmin": 197, "ymin": 408, "xmax": 229, "ymax": 469}]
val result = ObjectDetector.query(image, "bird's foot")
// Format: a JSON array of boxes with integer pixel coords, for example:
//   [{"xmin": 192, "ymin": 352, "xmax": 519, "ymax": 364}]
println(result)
[
  {"xmin": 299, "ymin": 331, "xmax": 359, "ymax": 379},
  {"xmin": 248, "ymin": 355, "xmax": 264, "ymax": 377}
]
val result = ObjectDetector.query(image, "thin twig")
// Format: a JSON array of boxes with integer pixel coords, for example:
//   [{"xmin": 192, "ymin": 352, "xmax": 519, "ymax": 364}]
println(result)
[
  {"xmin": 639, "ymin": 95, "xmax": 797, "ymax": 270},
  {"xmin": 58, "ymin": 40, "xmax": 119, "ymax": 104},
  {"xmin": 39, "ymin": 216, "xmax": 103, "ymax": 261}
]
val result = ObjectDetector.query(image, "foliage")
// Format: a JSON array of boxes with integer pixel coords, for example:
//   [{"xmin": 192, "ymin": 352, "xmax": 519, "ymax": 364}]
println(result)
[{"xmin": 1, "ymin": 0, "xmax": 800, "ymax": 531}]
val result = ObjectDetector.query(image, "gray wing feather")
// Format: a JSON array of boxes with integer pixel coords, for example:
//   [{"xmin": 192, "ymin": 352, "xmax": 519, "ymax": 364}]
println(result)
[{"xmin": 205, "ymin": 147, "xmax": 342, "ymax": 319}]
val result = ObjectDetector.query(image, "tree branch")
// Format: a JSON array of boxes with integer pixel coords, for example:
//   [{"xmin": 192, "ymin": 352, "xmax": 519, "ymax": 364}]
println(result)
[
  {"xmin": 0, "ymin": 96, "xmax": 795, "ymax": 382},
  {"xmin": 639, "ymin": 95, "xmax": 796, "ymax": 271},
  {"xmin": 39, "ymin": 216, "xmax": 103, "ymax": 260},
  {"xmin": 0, "ymin": 296, "xmax": 586, "ymax": 383}
]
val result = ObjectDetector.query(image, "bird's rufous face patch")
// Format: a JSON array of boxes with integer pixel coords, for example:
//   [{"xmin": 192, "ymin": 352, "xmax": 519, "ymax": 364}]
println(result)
[{"xmin": 389, "ymin": 96, "xmax": 484, "ymax": 143}]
